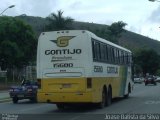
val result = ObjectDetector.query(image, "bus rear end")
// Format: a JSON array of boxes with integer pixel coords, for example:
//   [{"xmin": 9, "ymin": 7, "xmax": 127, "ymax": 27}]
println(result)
[{"xmin": 37, "ymin": 30, "xmax": 93, "ymax": 104}]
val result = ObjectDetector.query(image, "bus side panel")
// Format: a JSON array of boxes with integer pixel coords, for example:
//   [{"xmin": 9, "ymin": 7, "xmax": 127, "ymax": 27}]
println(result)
[
  {"xmin": 91, "ymin": 77, "xmax": 122, "ymax": 101},
  {"xmin": 91, "ymin": 68, "xmax": 129, "ymax": 99}
]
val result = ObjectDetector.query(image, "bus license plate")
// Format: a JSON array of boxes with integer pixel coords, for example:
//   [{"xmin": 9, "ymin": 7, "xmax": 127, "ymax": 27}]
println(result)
[{"xmin": 62, "ymin": 84, "xmax": 71, "ymax": 88}]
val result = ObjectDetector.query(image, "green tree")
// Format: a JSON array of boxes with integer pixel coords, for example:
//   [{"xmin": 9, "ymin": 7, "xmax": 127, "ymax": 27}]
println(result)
[
  {"xmin": 134, "ymin": 49, "xmax": 160, "ymax": 76},
  {"xmin": 156, "ymin": 69, "xmax": 160, "ymax": 76},
  {"xmin": 0, "ymin": 16, "xmax": 36, "ymax": 70},
  {"xmin": 107, "ymin": 21, "xmax": 127, "ymax": 44},
  {"xmin": 108, "ymin": 21, "xmax": 127, "ymax": 37},
  {"xmin": 45, "ymin": 10, "xmax": 74, "ymax": 30},
  {"xmin": 91, "ymin": 21, "xmax": 127, "ymax": 44}
]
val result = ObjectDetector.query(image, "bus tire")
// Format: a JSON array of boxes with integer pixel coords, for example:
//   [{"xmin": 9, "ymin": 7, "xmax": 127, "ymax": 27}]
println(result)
[
  {"xmin": 97, "ymin": 88, "xmax": 107, "ymax": 109},
  {"xmin": 56, "ymin": 103, "xmax": 65, "ymax": 110},
  {"xmin": 124, "ymin": 84, "xmax": 131, "ymax": 98},
  {"xmin": 106, "ymin": 87, "xmax": 112, "ymax": 106}
]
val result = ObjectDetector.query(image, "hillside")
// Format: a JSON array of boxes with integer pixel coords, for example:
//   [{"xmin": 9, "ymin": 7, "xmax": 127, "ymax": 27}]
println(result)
[
  {"xmin": 15, "ymin": 15, "xmax": 160, "ymax": 54},
  {"xmin": 119, "ymin": 31, "xmax": 160, "ymax": 54}
]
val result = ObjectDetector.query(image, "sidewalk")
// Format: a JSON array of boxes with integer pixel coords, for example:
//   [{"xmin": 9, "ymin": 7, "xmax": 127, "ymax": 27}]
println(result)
[{"xmin": 0, "ymin": 90, "xmax": 11, "ymax": 103}]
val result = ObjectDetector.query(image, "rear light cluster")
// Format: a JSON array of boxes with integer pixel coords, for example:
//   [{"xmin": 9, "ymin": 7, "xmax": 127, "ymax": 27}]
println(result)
[
  {"xmin": 87, "ymin": 78, "xmax": 92, "ymax": 88},
  {"xmin": 37, "ymin": 79, "xmax": 41, "ymax": 89}
]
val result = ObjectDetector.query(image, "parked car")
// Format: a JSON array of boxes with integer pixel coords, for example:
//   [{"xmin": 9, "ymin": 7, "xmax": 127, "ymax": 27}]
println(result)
[
  {"xmin": 9, "ymin": 80, "xmax": 38, "ymax": 103},
  {"xmin": 155, "ymin": 76, "xmax": 160, "ymax": 82},
  {"xmin": 134, "ymin": 77, "xmax": 143, "ymax": 84},
  {"xmin": 144, "ymin": 75, "xmax": 157, "ymax": 86}
]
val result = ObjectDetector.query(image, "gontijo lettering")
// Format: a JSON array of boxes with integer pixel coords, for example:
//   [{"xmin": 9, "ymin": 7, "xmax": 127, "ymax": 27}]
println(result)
[{"xmin": 45, "ymin": 49, "xmax": 82, "ymax": 55}]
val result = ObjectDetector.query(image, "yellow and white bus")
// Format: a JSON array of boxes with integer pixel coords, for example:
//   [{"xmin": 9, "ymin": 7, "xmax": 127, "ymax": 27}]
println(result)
[{"xmin": 37, "ymin": 30, "xmax": 133, "ymax": 109}]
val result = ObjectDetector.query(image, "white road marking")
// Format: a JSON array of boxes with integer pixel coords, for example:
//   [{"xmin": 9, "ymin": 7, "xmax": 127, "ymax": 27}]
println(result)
[{"xmin": 145, "ymin": 101, "xmax": 160, "ymax": 104}]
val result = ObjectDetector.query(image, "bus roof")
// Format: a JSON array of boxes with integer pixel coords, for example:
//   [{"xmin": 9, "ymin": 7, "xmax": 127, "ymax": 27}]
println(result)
[{"xmin": 41, "ymin": 30, "xmax": 131, "ymax": 53}]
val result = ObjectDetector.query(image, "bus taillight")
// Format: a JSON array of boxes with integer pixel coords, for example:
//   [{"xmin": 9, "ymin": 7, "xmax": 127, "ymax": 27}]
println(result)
[{"xmin": 87, "ymin": 78, "xmax": 92, "ymax": 88}]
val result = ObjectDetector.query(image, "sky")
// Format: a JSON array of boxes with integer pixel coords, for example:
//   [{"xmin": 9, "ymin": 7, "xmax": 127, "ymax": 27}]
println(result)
[{"xmin": 1, "ymin": 0, "xmax": 160, "ymax": 41}]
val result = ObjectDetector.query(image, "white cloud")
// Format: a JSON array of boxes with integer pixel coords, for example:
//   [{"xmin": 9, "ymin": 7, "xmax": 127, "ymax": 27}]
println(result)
[
  {"xmin": 1, "ymin": 0, "xmax": 160, "ymax": 41},
  {"xmin": 148, "ymin": 5, "xmax": 160, "ymax": 23}
]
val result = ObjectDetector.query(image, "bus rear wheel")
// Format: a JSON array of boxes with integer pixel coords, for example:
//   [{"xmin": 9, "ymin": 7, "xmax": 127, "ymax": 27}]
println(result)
[
  {"xmin": 98, "ymin": 89, "xmax": 106, "ymax": 109},
  {"xmin": 106, "ymin": 87, "xmax": 112, "ymax": 106},
  {"xmin": 124, "ymin": 84, "xmax": 131, "ymax": 98}
]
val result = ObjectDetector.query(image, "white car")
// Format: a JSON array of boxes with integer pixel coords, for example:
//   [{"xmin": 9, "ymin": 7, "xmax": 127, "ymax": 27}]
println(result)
[
  {"xmin": 134, "ymin": 77, "xmax": 143, "ymax": 83},
  {"xmin": 155, "ymin": 77, "xmax": 160, "ymax": 82}
]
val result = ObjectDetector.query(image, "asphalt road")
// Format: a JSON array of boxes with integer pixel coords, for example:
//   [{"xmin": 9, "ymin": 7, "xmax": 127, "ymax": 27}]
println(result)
[{"xmin": 0, "ymin": 83, "xmax": 160, "ymax": 120}]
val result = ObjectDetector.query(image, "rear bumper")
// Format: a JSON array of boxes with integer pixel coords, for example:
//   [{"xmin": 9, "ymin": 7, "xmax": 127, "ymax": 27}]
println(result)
[
  {"xmin": 37, "ymin": 92, "xmax": 96, "ymax": 103},
  {"xmin": 9, "ymin": 92, "xmax": 36, "ymax": 99}
]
